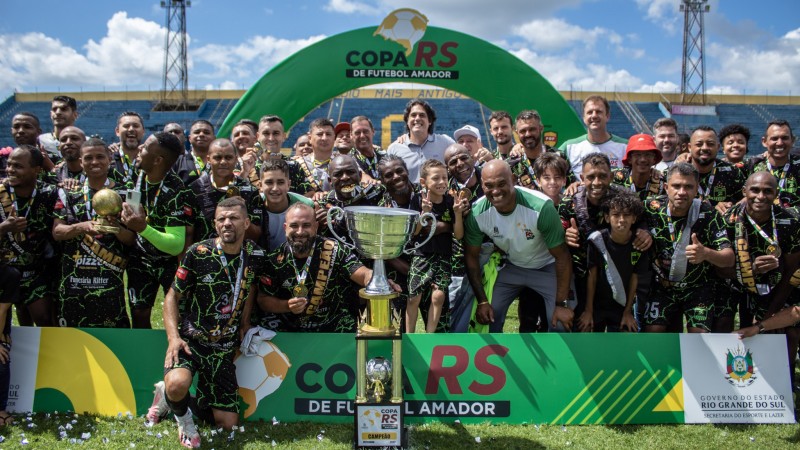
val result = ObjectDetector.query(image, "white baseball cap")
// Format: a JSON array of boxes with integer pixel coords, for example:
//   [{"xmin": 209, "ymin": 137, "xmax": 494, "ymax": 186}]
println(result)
[{"xmin": 454, "ymin": 125, "xmax": 480, "ymax": 141}]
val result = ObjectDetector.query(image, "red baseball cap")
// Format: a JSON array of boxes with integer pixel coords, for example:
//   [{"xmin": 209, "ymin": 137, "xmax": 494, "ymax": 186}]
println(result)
[
  {"xmin": 623, "ymin": 133, "xmax": 662, "ymax": 166},
  {"xmin": 334, "ymin": 122, "xmax": 351, "ymax": 135}
]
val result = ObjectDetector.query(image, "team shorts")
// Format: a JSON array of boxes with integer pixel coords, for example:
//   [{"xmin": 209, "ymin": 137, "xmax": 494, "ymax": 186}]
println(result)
[
  {"xmin": 166, "ymin": 339, "xmax": 239, "ymax": 413},
  {"xmin": 642, "ymin": 284, "xmax": 714, "ymax": 331},
  {"xmin": 408, "ymin": 253, "xmax": 451, "ymax": 298},
  {"xmin": 127, "ymin": 256, "xmax": 177, "ymax": 309}
]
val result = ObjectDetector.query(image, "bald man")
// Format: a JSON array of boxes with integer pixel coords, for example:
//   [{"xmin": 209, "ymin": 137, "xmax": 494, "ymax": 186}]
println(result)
[{"xmin": 463, "ymin": 160, "xmax": 574, "ymax": 332}]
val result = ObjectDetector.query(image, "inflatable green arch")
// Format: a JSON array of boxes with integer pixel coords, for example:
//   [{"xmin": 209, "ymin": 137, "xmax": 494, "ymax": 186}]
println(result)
[{"xmin": 218, "ymin": 9, "xmax": 584, "ymax": 145}]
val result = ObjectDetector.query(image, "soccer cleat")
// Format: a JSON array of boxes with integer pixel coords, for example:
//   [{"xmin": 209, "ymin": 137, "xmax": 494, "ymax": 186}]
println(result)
[
  {"xmin": 176, "ymin": 409, "xmax": 201, "ymax": 448},
  {"xmin": 145, "ymin": 381, "xmax": 169, "ymax": 426}
]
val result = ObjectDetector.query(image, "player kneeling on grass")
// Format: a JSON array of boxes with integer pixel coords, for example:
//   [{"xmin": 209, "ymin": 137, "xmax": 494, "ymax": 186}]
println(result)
[
  {"xmin": 578, "ymin": 191, "xmax": 650, "ymax": 332},
  {"xmin": 145, "ymin": 197, "xmax": 265, "ymax": 449}
]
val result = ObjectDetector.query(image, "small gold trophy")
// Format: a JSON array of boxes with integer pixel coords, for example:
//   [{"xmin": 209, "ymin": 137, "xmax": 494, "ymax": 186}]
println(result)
[{"xmin": 92, "ymin": 188, "xmax": 123, "ymax": 234}]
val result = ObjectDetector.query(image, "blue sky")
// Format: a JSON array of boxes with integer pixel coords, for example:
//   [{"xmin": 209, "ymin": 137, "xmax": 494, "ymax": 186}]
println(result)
[{"xmin": 0, "ymin": 0, "xmax": 798, "ymax": 100}]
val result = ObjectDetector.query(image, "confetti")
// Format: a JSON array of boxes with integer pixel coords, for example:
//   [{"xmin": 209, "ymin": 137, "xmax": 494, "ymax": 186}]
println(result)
[
  {"xmin": 749, "ymin": 437, "xmax": 756, "ymax": 442},
  {"xmin": 0, "ymin": 436, "xmax": 5, "ymax": 443},
  {"xmin": 272, "ymin": 416, "xmax": 280, "ymax": 425},
  {"xmin": 454, "ymin": 419, "xmax": 461, "ymax": 424},
  {"xmin": 129, "ymin": 443, "xmax": 136, "ymax": 448},
  {"xmin": 66, "ymin": 423, "xmax": 74, "ymax": 430},
  {"xmin": 227, "ymin": 431, "xmax": 235, "ymax": 442},
  {"xmin": 474, "ymin": 437, "xmax": 481, "ymax": 443},
  {"xmin": 103, "ymin": 438, "xmax": 109, "ymax": 444},
  {"xmin": 239, "ymin": 426, "xmax": 245, "ymax": 433},
  {"xmin": 156, "ymin": 433, "xmax": 163, "ymax": 439},
  {"xmin": 317, "ymin": 434, "xmax": 324, "ymax": 441},
  {"xmin": 59, "ymin": 431, "xmax": 68, "ymax": 439},
  {"xmin": 562, "ymin": 425, "xmax": 567, "ymax": 432},
  {"xmin": 271, "ymin": 440, "xmax": 277, "ymax": 447}
]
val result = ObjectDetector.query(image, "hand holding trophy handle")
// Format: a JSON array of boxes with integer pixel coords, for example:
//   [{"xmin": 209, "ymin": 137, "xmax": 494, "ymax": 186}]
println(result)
[
  {"xmin": 326, "ymin": 206, "xmax": 357, "ymax": 250},
  {"xmin": 403, "ymin": 211, "xmax": 436, "ymax": 255}
]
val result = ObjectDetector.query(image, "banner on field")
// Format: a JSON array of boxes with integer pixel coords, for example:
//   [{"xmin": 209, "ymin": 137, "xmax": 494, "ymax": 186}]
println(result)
[{"xmin": 6, "ymin": 328, "xmax": 794, "ymax": 424}]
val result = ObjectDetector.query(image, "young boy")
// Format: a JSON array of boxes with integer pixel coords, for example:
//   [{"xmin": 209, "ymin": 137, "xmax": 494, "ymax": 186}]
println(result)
[
  {"xmin": 407, "ymin": 160, "xmax": 465, "ymax": 333},
  {"xmin": 578, "ymin": 190, "xmax": 649, "ymax": 332}
]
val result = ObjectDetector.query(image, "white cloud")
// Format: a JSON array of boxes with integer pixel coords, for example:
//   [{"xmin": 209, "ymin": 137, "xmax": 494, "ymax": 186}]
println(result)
[
  {"xmin": 509, "ymin": 48, "xmax": 643, "ymax": 92},
  {"xmin": 707, "ymin": 85, "xmax": 740, "ymax": 95},
  {"xmin": 325, "ymin": 0, "xmax": 380, "ymax": 15},
  {"xmin": 634, "ymin": 0, "xmax": 680, "ymax": 34},
  {"xmin": 706, "ymin": 31, "xmax": 800, "ymax": 93},
  {"xmin": 513, "ymin": 18, "xmax": 611, "ymax": 52},
  {"xmin": 191, "ymin": 35, "xmax": 326, "ymax": 81},
  {"xmin": 637, "ymin": 81, "xmax": 679, "ymax": 94},
  {"xmin": 0, "ymin": 12, "xmax": 165, "ymax": 93}
]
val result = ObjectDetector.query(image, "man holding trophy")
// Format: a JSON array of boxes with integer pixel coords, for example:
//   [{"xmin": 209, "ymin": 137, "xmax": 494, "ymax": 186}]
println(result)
[{"xmin": 53, "ymin": 138, "xmax": 134, "ymax": 327}]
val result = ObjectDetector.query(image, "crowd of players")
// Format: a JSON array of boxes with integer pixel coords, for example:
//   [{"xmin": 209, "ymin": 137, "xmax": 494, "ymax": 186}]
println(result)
[{"xmin": 1, "ymin": 94, "xmax": 800, "ymax": 446}]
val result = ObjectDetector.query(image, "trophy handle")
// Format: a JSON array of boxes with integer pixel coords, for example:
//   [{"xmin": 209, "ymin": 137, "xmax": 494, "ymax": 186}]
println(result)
[
  {"xmin": 403, "ymin": 212, "xmax": 437, "ymax": 255},
  {"xmin": 326, "ymin": 206, "xmax": 356, "ymax": 249}
]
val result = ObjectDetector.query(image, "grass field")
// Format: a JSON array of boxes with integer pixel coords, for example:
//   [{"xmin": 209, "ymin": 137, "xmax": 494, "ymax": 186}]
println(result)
[{"xmin": 6, "ymin": 295, "xmax": 800, "ymax": 448}]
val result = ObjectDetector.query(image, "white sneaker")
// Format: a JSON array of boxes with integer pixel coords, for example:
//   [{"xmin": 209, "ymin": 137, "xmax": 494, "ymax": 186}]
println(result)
[
  {"xmin": 175, "ymin": 409, "xmax": 201, "ymax": 448},
  {"xmin": 145, "ymin": 381, "xmax": 169, "ymax": 426}
]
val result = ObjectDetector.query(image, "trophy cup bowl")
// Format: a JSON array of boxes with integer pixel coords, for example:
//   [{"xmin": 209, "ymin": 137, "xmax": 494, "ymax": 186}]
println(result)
[
  {"xmin": 327, "ymin": 205, "xmax": 436, "ymax": 335},
  {"xmin": 92, "ymin": 188, "xmax": 123, "ymax": 234}
]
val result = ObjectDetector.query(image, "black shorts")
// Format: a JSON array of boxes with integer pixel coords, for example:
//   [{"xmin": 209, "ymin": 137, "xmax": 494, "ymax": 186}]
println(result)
[
  {"xmin": 166, "ymin": 339, "xmax": 239, "ymax": 413},
  {"xmin": 643, "ymin": 284, "xmax": 714, "ymax": 331},
  {"xmin": 127, "ymin": 256, "xmax": 177, "ymax": 309}
]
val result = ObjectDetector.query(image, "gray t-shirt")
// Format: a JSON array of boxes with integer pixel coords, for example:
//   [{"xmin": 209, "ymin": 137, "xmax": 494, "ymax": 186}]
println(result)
[{"xmin": 387, "ymin": 133, "xmax": 454, "ymax": 183}]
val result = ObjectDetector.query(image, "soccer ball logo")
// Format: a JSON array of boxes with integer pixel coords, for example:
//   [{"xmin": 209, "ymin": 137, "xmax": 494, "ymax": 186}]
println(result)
[
  {"xmin": 235, "ymin": 340, "xmax": 291, "ymax": 418},
  {"xmin": 373, "ymin": 8, "xmax": 429, "ymax": 56}
]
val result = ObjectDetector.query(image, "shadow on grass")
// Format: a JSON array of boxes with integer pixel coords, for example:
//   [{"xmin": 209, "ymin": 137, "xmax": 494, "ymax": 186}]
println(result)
[{"xmin": 410, "ymin": 421, "xmax": 546, "ymax": 450}]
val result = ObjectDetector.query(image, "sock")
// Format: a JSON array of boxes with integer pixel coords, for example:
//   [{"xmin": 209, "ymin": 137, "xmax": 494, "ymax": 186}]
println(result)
[{"xmin": 166, "ymin": 392, "xmax": 190, "ymax": 417}]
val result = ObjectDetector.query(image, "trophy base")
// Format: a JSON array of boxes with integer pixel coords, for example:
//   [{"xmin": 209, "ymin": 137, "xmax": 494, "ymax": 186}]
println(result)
[{"xmin": 93, "ymin": 223, "xmax": 120, "ymax": 234}]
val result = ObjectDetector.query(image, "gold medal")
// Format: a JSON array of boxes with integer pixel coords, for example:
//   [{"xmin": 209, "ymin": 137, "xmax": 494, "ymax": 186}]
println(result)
[
  {"xmin": 226, "ymin": 186, "xmax": 240, "ymax": 198},
  {"xmin": 458, "ymin": 187, "xmax": 471, "ymax": 201},
  {"xmin": 293, "ymin": 285, "xmax": 308, "ymax": 298},
  {"xmin": 767, "ymin": 245, "xmax": 782, "ymax": 258}
]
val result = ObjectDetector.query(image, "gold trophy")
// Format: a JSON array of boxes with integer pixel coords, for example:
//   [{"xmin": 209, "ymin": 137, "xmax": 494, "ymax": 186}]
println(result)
[
  {"xmin": 92, "ymin": 188, "xmax": 123, "ymax": 234},
  {"xmin": 327, "ymin": 206, "xmax": 435, "ymax": 448}
]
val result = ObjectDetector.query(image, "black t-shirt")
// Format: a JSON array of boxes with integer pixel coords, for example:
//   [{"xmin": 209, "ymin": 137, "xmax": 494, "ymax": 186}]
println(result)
[
  {"xmin": 409, "ymin": 192, "xmax": 455, "ymax": 256},
  {"xmin": 133, "ymin": 172, "xmax": 195, "ymax": 260},
  {"xmin": 172, "ymin": 151, "xmax": 207, "ymax": 186},
  {"xmin": 586, "ymin": 229, "xmax": 650, "ymax": 310}
]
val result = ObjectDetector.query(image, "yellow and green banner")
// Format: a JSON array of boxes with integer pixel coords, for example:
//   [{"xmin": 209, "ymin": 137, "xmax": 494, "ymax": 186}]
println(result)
[{"xmin": 9, "ymin": 328, "xmax": 793, "ymax": 424}]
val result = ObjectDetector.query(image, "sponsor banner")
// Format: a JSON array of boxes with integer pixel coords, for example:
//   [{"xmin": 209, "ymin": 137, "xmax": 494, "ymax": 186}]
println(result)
[
  {"xmin": 671, "ymin": 104, "xmax": 717, "ymax": 116},
  {"xmin": 679, "ymin": 334, "xmax": 794, "ymax": 424},
  {"xmin": 8, "ymin": 328, "xmax": 794, "ymax": 424}
]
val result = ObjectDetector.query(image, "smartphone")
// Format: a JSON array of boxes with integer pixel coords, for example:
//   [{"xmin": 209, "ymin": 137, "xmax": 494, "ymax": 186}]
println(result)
[{"xmin": 126, "ymin": 190, "xmax": 141, "ymax": 210}]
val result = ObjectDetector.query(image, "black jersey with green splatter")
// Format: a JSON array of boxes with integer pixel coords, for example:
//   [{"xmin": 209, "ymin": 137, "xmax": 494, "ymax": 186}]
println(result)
[
  {"xmin": 746, "ymin": 155, "xmax": 800, "ymax": 209},
  {"xmin": 133, "ymin": 172, "xmax": 194, "ymax": 260},
  {"xmin": 558, "ymin": 186, "xmax": 614, "ymax": 278},
  {"xmin": 611, "ymin": 167, "xmax": 663, "ymax": 201},
  {"xmin": 644, "ymin": 195, "xmax": 731, "ymax": 290},
  {"xmin": 173, "ymin": 239, "xmax": 266, "ymax": 348},
  {"xmin": 677, "ymin": 159, "xmax": 746, "ymax": 205},
  {"xmin": 723, "ymin": 203, "xmax": 800, "ymax": 293},
  {"xmin": 189, "ymin": 173, "xmax": 263, "ymax": 242},
  {"xmin": 54, "ymin": 183, "xmax": 131, "ymax": 327},
  {"xmin": 0, "ymin": 181, "xmax": 57, "ymax": 267},
  {"xmin": 259, "ymin": 236, "xmax": 362, "ymax": 333}
]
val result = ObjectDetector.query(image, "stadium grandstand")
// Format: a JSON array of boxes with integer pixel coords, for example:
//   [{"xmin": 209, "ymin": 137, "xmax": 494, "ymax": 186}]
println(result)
[{"xmin": 1, "ymin": 88, "xmax": 798, "ymax": 154}]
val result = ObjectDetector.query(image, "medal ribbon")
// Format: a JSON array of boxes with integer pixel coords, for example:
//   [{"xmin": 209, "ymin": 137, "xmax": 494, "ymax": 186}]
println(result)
[
  {"xmin": 118, "ymin": 149, "xmax": 135, "ymax": 182},
  {"xmin": 697, "ymin": 162, "xmax": 716, "ymax": 200},
  {"xmin": 215, "ymin": 241, "xmax": 246, "ymax": 311},
  {"xmin": 744, "ymin": 208, "xmax": 778, "ymax": 251},
  {"xmin": 8, "ymin": 185, "xmax": 36, "ymax": 219},
  {"xmin": 288, "ymin": 245, "xmax": 313, "ymax": 294},
  {"xmin": 82, "ymin": 178, "xmax": 111, "ymax": 221},
  {"xmin": 136, "ymin": 172, "xmax": 164, "ymax": 215},
  {"xmin": 767, "ymin": 160, "xmax": 791, "ymax": 191}
]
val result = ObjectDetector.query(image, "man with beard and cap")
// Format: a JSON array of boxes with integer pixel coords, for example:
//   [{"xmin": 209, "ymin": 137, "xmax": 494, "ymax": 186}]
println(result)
[
  {"xmin": 387, "ymin": 99, "xmax": 454, "ymax": 183},
  {"xmin": 52, "ymin": 138, "xmax": 134, "ymax": 328},
  {"xmin": 509, "ymin": 110, "xmax": 574, "ymax": 191},
  {"xmin": 145, "ymin": 197, "xmax": 266, "ymax": 448},
  {"xmin": 722, "ymin": 172, "xmax": 800, "ymax": 376},
  {"xmin": 653, "ymin": 118, "xmax": 680, "ymax": 172},
  {"xmin": 559, "ymin": 153, "xmax": 652, "ymax": 328},
  {"xmin": 350, "ymin": 116, "xmax": 386, "ymax": 181},
  {"xmin": 611, "ymin": 134, "xmax": 664, "ymax": 201},
  {"xmin": 258, "ymin": 203, "xmax": 398, "ymax": 332},
  {"xmin": 174, "ymin": 120, "xmax": 216, "ymax": 186},
  {"xmin": 39, "ymin": 95, "xmax": 77, "ymax": 164},
  {"xmin": 314, "ymin": 154, "xmax": 386, "ymax": 241},
  {"xmin": 120, "ymin": 132, "xmax": 195, "ymax": 329},
  {"xmin": 111, "ymin": 111, "xmax": 146, "ymax": 188},
  {"xmin": 188, "ymin": 139, "xmax": 262, "ymax": 243},
  {"xmin": 0, "ymin": 145, "xmax": 58, "ymax": 326},
  {"xmin": 642, "ymin": 163, "xmax": 733, "ymax": 334},
  {"xmin": 745, "ymin": 120, "xmax": 800, "ymax": 210},
  {"xmin": 489, "ymin": 111, "xmax": 515, "ymax": 161},
  {"xmin": 682, "ymin": 126, "xmax": 746, "ymax": 215},
  {"xmin": 454, "ymin": 125, "xmax": 493, "ymax": 167},
  {"xmin": 333, "ymin": 122, "xmax": 352, "ymax": 154},
  {"xmin": 464, "ymin": 160, "xmax": 574, "ymax": 333}
]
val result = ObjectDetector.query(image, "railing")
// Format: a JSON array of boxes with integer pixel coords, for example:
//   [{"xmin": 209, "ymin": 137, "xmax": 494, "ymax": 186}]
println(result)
[{"xmin": 613, "ymin": 92, "xmax": 650, "ymax": 134}]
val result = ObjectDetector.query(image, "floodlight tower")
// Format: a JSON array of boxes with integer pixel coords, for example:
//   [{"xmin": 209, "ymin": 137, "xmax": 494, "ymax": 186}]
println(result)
[
  {"xmin": 679, "ymin": 0, "xmax": 710, "ymax": 105},
  {"xmin": 160, "ymin": 0, "xmax": 191, "ymax": 110}
]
